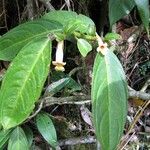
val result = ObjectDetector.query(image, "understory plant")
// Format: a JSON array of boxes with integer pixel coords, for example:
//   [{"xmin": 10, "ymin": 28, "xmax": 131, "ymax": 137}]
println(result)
[{"xmin": 0, "ymin": 1, "xmax": 149, "ymax": 149}]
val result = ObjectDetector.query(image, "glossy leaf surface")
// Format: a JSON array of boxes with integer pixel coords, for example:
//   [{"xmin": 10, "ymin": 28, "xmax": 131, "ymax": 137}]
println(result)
[
  {"xmin": 44, "ymin": 77, "xmax": 70, "ymax": 96},
  {"xmin": 42, "ymin": 10, "xmax": 95, "ymax": 34},
  {"xmin": 109, "ymin": 0, "xmax": 135, "ymax": 26},
  {"xmin": 77, "ymin": 38, "xmax": 92, "ymax": 57},
  {"xmin": 8, "ymin": 127, "xmax": 29, "ymax": 150},
  {"xmin": 134, "ymin": 0, "xmax": 149, "ymax": 30},
  {"xmin": 0, "ymin": 20, "xmax": 61, "ymax": 61},
  {"xmin": 36, "ymin": 113, "xmax": 57, "ymax": 148},
  {"xmin": 0, "ymin": 38, "xmax": 51, "ymax": 129},
  {"xmin": 51, "ymin": 72, "xmax": 81, "ymax": 93},
  {"xmin": 66, "ymin": 77, "xmax": 81, "ymax": 92},
  {"xmin": 0, "ymin": 129, "xmax": 12, "ymax": 149},
  {"xmin": 91, "ymin": 49, "xmax": 128, "ymax": 150}
]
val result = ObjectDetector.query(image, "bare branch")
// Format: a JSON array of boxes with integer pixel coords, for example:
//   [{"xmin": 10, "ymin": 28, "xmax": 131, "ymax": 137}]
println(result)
[
  {"xmin": 27, "ymin": 99, "xmax": 44, "ymax": 121},
  {"xmin": 58, "ymin": 136, "xmax": 96, "ymax": 146},
  {"xmin": 128, "ymin": 86, "xmax": 150, "ymax": 100},
  {"xmin": 27, "ymin": 86, "xmax": 150, "ymax": 121},
  {"xmin": 43, "ymin": 95, "xmax": 91, "ymax": 107},
  {"xmin": 39, "ymin": 0, "xmax": 55, "ymax": 11},
  {"xmin": 43, "ymin": 87, "xmax": 150, "ymax": 108},
  {"xmin": 64, "ymin": 0, "xmax": 71, "ymax": 11},
  {"xmin": 27, "ymin": 0, "xmax": 34, "ymax": 20},
  {"xmin": 2, "ymin": 0, "xmax": 8, "ymax": 30},
  {"xmin": 140, "ymin": 78, "xmax": 150, "ymax": 92}
]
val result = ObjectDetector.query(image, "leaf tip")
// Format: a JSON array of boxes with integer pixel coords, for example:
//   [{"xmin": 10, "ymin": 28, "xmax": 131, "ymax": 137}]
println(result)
[{"xmin": 2, "ymin": 117, "xmax": 16, "ymax": 130}]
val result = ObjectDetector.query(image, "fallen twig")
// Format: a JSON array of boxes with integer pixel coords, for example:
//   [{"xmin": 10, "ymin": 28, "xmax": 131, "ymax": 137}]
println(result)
[
  {"xmin": 58, "ymin": 136, "xmax": 96, "ymax": 146},
  {"xmin": 43, "ymin": 87, "xmax": 150, "ymax": 108},
  {"xmin": 27, "ymin": 99, "xmax": 44, "ymax": 121},
  {"xmin": 43, "ymin": 95, "xmax": 91, "ymax": 107},
  {"xmin": 27, "ymin": 86, "xmax": 150, "ymax": 121},
  {"xmin": 140, "ymin": 78, "xmax": 150, "ymax": 92},
  {"xmin": 128, "ymin": 86, "xmax": 150, "ymax": 100}
]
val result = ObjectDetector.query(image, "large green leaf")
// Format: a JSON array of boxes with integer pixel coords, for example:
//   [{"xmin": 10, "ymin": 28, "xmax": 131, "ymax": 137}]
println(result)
[
  {"xmin": 8, "ymin": 127, "xmax": 29, "ymax": 150},
  {"xmin": 0, "ymin": 19, "xmax": 61, "ymax": 61},
  {"xmin": 0, "ymin": 38, "xmax": 51, "ymax": 129},
  {"xmin": 0, "ymin": 11, "xmax": 95, "ymax": 61},
  {"xmin": 91, "ymin": 49, "xmax": 128, "ymax": 150},
  {"xmin": 36, "ymin": 113, "xmax": 57, "ymax": 148},
  {"xmin": 134, "ymin": 0, "xmax": 149, "ymax": 30},
  {"xmin": 0, "ymin": 129, "xmax": 12, "ymax": 149},
  {"xmin": 42, "ymin": 10, "xmax": 95, "ymax": 34},
  {"xmin": 109, "ymin": 0, "xmax": 135, "ymax": 26}
]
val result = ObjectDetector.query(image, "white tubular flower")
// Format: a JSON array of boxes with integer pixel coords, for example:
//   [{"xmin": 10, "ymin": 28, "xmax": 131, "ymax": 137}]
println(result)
[
  {"xmin": 96, "ymin": 42, "xmax": 108, "ymax": 55},
  {"xmin": 52, "ymin": 40, "xmax": 66, "ymax": 71},
  {"xmin": 96, "ymin": 33, "xmax": 108, "ymax": 55}
]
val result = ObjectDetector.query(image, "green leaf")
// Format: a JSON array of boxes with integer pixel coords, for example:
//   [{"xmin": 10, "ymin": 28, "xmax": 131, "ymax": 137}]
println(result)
[
  {"xmin": 51, "ymin": 72, "xmax": 81, "ymax": 93},
  {"xmin": 63, "ymin": 20, "xmax": 81, "ymax": 34},
  {"xmin": 0, "ymin": 129, "xmax": 12, "ymax": 149},
  {"xmin": 91, "ymin": 49, "xmax": 128, "ymax": 150},
  {"xmin": 66, "ymin": 77, "xmax": 81, "ymax": 92},
  {"xmin": 0, "ymin": 19, "xmax": 61, "ymax": 61},
  {"xmin": 109, "ymin": 0, "xmax": 135, "ymax": 26},
  {"xmin": 51, "ymin": 71, "xmax": 66, "ymax": 81},
  {"xmin": 43, "ymin": 11, "xmax": 77, "ymax": 26},
  {"xmin": 87, "ymin": 24, "xmax": 96, "ymax": 36},
  {"xmin": 0, "ymin": 38, "xmax": 51, "ymax": 129},
  {"xmin": 134, "ymin": 0, "xmax": 149, "ymax": 30},
  {"xmin": 36, "ymin": 113, "xmax": 57, "ymax": 148},
  {"xmin": 44, "ymin": 77, "xmax": 70, "ymax": 96},
  {"xmin": 23, "ymin": 126, "xmax": 33, "ymax": 147},
  {"xmin": 77, "ymin": 38, "xmax": 92, "ymax": 57},
  {"xmin": 104, "ymin": 33, "xmax": 121, "ymax": 41},
  {"xmin": 8, "ymin": 127, "xmax": 29, "ymax": 150},
  {"xmin": 42, "ymin": 10, "xmax": 95, "ymax": 34},
  {"xmin": 54, "ymin": 32, "xmax": 66, "ymax": 41}
]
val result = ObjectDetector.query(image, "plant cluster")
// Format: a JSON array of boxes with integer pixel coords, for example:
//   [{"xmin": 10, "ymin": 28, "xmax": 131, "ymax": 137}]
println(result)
[{"xmin": 0, "ymin": 0, "xmax": 149, "ymax": 150}]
